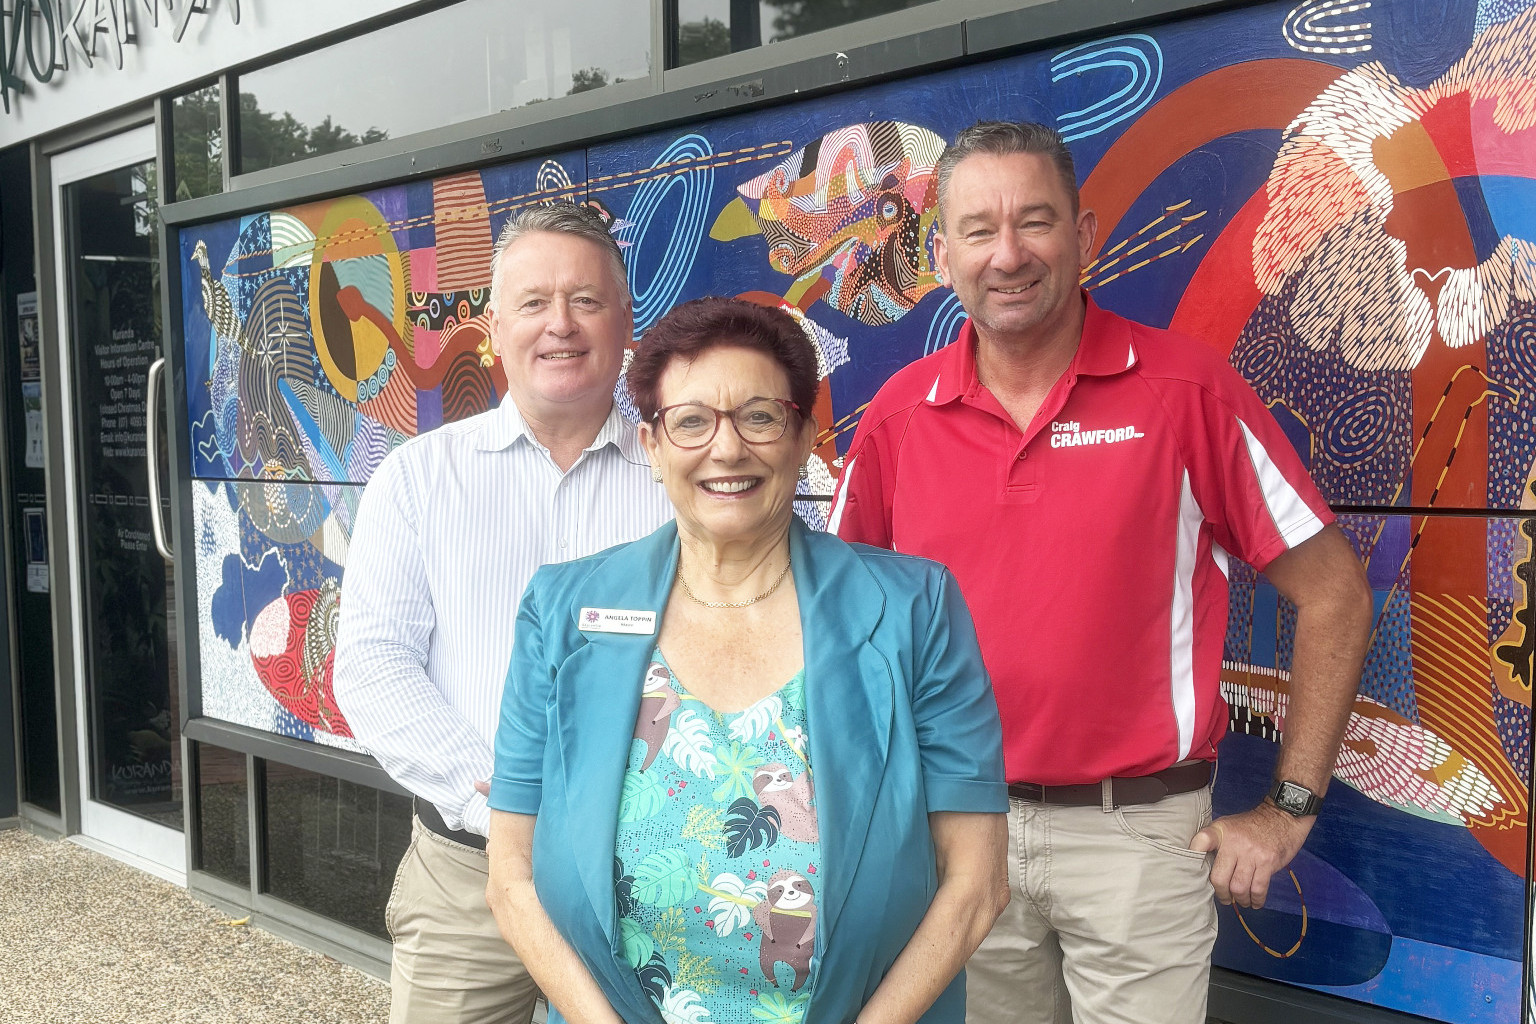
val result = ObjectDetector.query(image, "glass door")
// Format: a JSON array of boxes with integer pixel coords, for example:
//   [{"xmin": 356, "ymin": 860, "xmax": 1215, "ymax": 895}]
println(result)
[{"xmin": 51, "ymin": 126, "xmax": 184, "ymax": 880}]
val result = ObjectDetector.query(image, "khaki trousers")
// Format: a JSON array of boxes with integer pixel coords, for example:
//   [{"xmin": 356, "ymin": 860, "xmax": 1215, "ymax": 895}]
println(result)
[
  {"xmin": 965, "ymin": 787, "xmax": 1218, "ymax": 1024},
  {"xmin": 387, "ymin": 818, "xmax": 542, "ymax": 1024}
]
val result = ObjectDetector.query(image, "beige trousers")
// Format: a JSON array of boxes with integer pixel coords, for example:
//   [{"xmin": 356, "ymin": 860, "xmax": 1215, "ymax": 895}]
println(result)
[
  {"xmin": 964, "ymin": 787, "xmax": 1218, "ymax": 1024},
  {"xmin": 387, "ymin": 818, "xmax": 542, "ymax": 1024}
]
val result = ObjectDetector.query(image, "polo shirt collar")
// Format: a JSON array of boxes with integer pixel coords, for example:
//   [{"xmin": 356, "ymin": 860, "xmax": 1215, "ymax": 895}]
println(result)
[
  {"xmin": 1076, "ymin": 294, "xmax": 1141, "ymax": 377},
  {"xmin": 924, "ymin": 318, "xmax": 981, "ymax": 406},
  {"xmin": 922, "ymin": 292, "xmax": 1138, "ymax": 406},
  {"xmin": 477, "ymin": 395, "xmax": 639, "ymax": 460}
]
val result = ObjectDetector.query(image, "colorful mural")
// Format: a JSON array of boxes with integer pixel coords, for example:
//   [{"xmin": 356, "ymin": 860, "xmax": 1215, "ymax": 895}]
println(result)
[{"xmin": 179, "ymin": 0, "xmax": 1534, "ymax": 1019}]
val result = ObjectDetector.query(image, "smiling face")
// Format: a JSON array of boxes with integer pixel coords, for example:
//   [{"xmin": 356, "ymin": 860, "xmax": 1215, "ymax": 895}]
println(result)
[
  {"xmin": 488, "ymin": 230, "xmax": 632, "ymax": 430},
  {"xmin": 768, "ymin": 871, "xmax": 814, "ymax": 910},
  {"xmin": 640, "ymin": 345, "xmax": 814, "ymax": 549},
  {"xmin": 754, "ymin": 764, "xmax": 794, "ymax": 794},
  {"xmin": 934, "ymin": 151, "xmax": 1096, "ymax": 351}
]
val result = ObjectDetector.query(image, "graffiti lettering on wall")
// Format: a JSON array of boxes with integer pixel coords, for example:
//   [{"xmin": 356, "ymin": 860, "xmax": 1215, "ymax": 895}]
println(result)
[
  {"xmin": 181, "ymin": 1, "xmax": 1534, "ymax": 1020},
  {"xmin": 0, "ymin": 0, "xmax": 240, "ymax": 114}
]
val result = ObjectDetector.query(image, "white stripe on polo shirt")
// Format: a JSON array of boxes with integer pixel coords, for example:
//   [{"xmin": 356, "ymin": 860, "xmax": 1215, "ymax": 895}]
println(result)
[
  {"xmin": 1170, "ymin": 470, "xmax": 1203, "ymax": 762},
  {"xmin": 827, "ymin": 452, "xmax": 856, "ymax": 535},
  {"xmin": 1238, "ymin": 417, "xmax": 1326, "ymax": 548}
]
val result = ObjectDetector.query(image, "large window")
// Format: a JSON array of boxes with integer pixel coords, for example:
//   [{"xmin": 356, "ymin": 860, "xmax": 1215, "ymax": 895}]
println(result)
[
  {"xmin": 261, "ymin": 761, "xmax": 411, "ymax": 938},
  {"xmin": 170, "ymin": 82, "xmax": 223, "ymax": 202},
  {"xmin": 238, "ymin": 0, "xmax": 651, "ymax": 175},
  {"xmin": 670, "ymin": 0, "xmax": 938, "ymax": 67},
  {"xmin": 194, "ymin": 743, "xmax": 249, "ymax": 886}
]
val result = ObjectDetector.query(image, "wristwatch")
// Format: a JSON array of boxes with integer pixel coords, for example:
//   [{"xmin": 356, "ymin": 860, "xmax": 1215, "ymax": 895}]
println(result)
[{"xmin": 1267, "ymin": 779, "xmax": 1323, "ymax": 817}]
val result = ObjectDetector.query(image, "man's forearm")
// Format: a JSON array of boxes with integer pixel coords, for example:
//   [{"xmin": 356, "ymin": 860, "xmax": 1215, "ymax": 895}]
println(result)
[
  {"xmin": 1272, "ymin": 604, "xmax": 1367, "ymax": 794},
  {"xmin": 336, "ymin": 458, "xmax": 499, "ymax": 829},
  {"xmin": 1192, "ymin": 526, "xmax": 1372, "ymax": 907},
  {"xmin": 334, "ymin": 640, "xmax": 496, "ymax": 832},
  {"xmin": 1265, "ymin": 527, "xmax": 1373, "ymax": 795}
]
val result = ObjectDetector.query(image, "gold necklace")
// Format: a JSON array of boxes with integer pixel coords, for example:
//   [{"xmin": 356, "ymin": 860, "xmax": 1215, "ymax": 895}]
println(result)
[{"xmin": 677, "ymin": 556, "xmax": 792, "ymax": 609}]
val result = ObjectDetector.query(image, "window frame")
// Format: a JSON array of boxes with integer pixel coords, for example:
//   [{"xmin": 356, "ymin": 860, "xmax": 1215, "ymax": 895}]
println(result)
[{"xmin": 161, "ymin": 0, "xmax": 1243, "ymax": 228}]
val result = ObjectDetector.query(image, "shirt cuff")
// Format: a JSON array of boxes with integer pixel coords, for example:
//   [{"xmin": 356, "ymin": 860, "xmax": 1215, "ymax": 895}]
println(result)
[
  {"xmin": 487, "ymin": 776, "xmax": 542, "ymax": 816},
  {"xmin": 458, "ymin": 791, "xmax": 492, "ymax": 837},
  {"xmin": 925, "ymin": 776, "xmax": 1009, "ymax": 814}
]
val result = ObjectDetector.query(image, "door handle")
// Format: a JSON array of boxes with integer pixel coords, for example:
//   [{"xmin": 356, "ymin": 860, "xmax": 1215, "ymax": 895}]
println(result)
[{"xmin": 146, "ymin": 355, "xmax": 173, "ymax": 562}]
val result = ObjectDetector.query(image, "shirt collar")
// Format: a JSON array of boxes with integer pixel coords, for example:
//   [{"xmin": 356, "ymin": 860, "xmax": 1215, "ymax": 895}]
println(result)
[
  {"xmin": 924, "ymin": 318, "xmax": 980, "ymax": 406},
  {"xmin": 1076, "ymin": 294, "xmax": 1141, "ymax": 377},
  {"xmin": 923, "ymin": 291, "xmax": 1138, "ymax": 406},
  {"xmin": 477, "ymin": 396, "xmax": 640, "ymax": 460}
]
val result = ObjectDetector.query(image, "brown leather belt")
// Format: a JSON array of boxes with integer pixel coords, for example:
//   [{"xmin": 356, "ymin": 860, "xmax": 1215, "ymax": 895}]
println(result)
[
  {"xmin": 414, "ymin": 797, "xmax": 487, "ymax": 851},
  {"xmin": 1007, "ymin": 761, "xmax": 1213, "ymax": 808}
]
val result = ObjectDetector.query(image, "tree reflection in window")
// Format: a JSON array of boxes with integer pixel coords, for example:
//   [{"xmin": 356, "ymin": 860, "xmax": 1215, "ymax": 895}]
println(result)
[
  {"xmin": 763, "ymin": 0, "xmax": 934, "ymax": 40},
  {"xmin": 238, "ymin": 93, "xmax": 390, "ymax": 175},
  {"xmin": 170, "ymin": 84, "xmax": 223, "ymax": 202},
  {"xmin": 679, "ymin": 17, "xmax": 732, "ymax": 65},
  {"xmin": 228, "ymin": 3, "xmax": 650, "ymax": 174},
  {"xmin": 570, "ymin": 68, "xmax": 615, "ymax": 95}
]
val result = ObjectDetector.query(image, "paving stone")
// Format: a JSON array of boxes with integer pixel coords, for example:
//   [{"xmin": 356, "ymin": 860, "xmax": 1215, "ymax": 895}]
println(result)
[
  {"xmin": 0, "ymin": 828, "xmax": 389, "ymax": 1023},
  {"xmin": 0, "ymin": 826, "xmax": 1250, "ymax": 1024}
]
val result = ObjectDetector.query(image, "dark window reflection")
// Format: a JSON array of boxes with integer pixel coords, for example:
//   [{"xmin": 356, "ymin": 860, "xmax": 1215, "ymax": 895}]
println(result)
[
  {"xmin": 195, "ymin": 743, "xmax": 249, "ymax": 886},
  {"xmin": 671, "ymin": 0, "xmax": 937, "ymax": 67},
  {"xmin": 170, "ymin": 83, "xmax": 223, "ymax": 202},
  {"xmin": 236, "ymin": 93, "xmax": 389, "ymax": 175},
  {"xmin": 262, "ymin": 761, "xmax": 412, "ymax": 938},
  {"xmin": 0, "ymin": 146, "xmax": 58, "ymax": 815},
  {"xmin": 66, "ymin": 163, "xmax": 182, "ymax": 829},
  {"xmin": 238, "ymin": 0, "xmax": 650, "ymax": 175}
]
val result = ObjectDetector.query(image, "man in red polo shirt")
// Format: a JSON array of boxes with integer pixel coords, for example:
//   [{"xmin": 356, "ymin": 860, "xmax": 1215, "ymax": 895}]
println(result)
[{"xmin": 831, "ymin": 121, "xmax": 1373, "ymax": 1024}]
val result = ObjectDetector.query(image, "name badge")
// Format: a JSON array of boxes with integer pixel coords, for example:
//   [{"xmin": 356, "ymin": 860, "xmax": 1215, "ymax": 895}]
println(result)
[{"xmin": 579, "ymin": 607, "xmax": 657, "ymax": 635}]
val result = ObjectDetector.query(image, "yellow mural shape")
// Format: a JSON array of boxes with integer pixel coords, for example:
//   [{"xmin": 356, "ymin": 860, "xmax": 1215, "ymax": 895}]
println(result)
[{"xmin": 303, "ymin": 196, "xmax": 409, "ymax": 403}]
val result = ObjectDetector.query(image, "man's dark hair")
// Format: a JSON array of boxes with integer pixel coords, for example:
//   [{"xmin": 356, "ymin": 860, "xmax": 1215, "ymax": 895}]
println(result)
[{"xmin": 936, "ymin": 121, "xmax": 1080, "ymax": 221}]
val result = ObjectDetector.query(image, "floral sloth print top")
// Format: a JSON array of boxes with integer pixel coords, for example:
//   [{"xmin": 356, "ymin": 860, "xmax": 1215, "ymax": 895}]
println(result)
[{"xmin": 615, "ymin": 650, "xmax": 822, "ymax": 1024}]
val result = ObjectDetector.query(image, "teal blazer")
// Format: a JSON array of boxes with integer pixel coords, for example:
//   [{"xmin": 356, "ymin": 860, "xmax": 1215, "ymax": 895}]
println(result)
[{"xmin": 489, "ymin": 518, "xmax": 1007, "ymax": 1024}]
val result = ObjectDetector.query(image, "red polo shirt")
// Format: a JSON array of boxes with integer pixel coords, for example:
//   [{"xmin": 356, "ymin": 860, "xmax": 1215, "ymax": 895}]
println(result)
[{"xmin": 831, "ymin": 297, "xmax": 1332, "ymax": 785}]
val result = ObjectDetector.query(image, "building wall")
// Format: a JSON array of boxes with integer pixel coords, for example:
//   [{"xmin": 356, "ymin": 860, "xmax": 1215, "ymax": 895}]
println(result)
[
  {"xmin": 0, "ymin": 0, "xmax": 423, "ymax": 146},
  {"xmin": 173, "ymin": 0, "xmax": 1535, "ymax": 1021}
]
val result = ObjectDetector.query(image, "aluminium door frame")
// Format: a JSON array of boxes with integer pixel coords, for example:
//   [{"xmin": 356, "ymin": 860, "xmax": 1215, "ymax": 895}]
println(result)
[{"xmin": 48, "ymin": 121, "xmax": 186, "ymax": 882}]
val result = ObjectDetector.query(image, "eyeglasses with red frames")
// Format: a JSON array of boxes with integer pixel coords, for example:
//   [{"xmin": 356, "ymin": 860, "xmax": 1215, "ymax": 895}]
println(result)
[{"xmin": 653, "ymin": 398, "xmax": 803, "ymax": 449}]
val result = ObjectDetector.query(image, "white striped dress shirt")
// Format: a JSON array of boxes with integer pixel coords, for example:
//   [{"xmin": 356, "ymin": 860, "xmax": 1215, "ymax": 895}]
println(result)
[{"xmin": 334, "ymin": 399, "xmax": 674, "ymax": 836}]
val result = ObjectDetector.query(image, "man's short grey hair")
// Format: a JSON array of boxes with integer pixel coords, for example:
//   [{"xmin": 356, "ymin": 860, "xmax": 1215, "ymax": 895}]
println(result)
[
  {"xmin": 487, "ymin": 202, "xmax": 631, "ymax": 312},
  {"xmin": 936, "ymin": 121, "xmax": 1080, "ymax": 222}
]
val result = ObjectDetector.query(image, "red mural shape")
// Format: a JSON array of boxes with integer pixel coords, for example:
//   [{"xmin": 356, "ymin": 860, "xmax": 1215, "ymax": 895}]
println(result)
[{"xmin": 250, "ymin": 587, "xmax": 352, "ymax": 739}]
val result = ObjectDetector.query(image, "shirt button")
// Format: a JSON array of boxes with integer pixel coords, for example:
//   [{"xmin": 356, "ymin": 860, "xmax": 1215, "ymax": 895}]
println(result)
[
  {"xmin": 1017, "ymin": 451, "xmax": 1029, "ymax": 461},
  {"xmin": 560, "ymin": 540, "xmax": 568, "ymax": 549}
]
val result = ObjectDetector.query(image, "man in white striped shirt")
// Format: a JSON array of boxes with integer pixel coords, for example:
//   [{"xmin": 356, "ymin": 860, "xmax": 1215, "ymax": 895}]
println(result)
[{"xmin": 334, "ymin": 203, "xmax": 673, "ymax": 1024}]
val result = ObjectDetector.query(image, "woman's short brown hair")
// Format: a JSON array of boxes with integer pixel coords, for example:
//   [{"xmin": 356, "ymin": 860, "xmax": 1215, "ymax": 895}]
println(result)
[{"xmin": 627, "ymin": 297, "xmax": 820, "ymax": 423}]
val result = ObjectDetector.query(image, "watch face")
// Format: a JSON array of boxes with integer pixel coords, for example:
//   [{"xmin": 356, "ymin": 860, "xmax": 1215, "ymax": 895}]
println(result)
[{"xmin": 1275, "ymin": 782, "xmax": 1311, "ymax": 814}]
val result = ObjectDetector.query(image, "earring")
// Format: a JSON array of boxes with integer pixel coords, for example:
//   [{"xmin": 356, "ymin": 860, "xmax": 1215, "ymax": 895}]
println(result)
[
  {"xmin": 650, "ymin": 464, "xmax": 663, "ymax": 483},
  {"xmin": 797, "ymin": 462, "xmax": 809, "ymax": 482}
]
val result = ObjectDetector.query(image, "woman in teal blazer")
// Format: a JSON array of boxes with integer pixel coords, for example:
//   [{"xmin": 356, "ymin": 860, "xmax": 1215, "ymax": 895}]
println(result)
[{"xmin": 486, "ymin": 298, "xmax": 1007, "ymax": 1024}]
